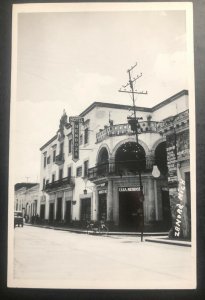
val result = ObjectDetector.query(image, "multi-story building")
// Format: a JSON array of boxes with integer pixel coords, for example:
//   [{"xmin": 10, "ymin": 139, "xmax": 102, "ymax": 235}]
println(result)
[
  {"xmin": 39, "ymin": 90, "xmax": 191, "ymax": 239},
  {"xmin": 15, "ymin": 183, "xmax": 39, "ymax": 222}
]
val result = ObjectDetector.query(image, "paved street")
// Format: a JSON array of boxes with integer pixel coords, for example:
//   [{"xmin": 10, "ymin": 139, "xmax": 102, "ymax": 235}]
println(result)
[{"xmin": 11, "ymin": 225, "xmax": 196, "ymax": 289}]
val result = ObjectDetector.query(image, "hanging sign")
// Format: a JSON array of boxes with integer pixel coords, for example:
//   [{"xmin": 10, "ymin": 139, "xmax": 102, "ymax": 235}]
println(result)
[
  {"xmin": 69, "ymin": 116, "xmax": 84, "ymax": 162},
  {"xmin": 166, "ymin": 134, "xmax": 178, "ymax": 186},
  {"xmin": 72, "ymin": 121, "xmax": 79, "ymax": 162},
  {"xmin": 69, "ymin": 116, "xmax": 84, "ymax": 123},
  {"xmin": 98, "ymin": 190, "xmax": 107, "ymax": 194}
]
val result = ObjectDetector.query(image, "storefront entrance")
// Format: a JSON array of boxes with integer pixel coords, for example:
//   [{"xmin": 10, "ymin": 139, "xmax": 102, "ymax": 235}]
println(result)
[
  {"xmin": 65, "ymin": 201, "xmax": 71, "ymax": 223},
  {"xmin": 56, "ymin": 198, "xmax": 62, "ymax": 221},
  {"xmin": 49, "ymin": 203, "xmax": 54, "ymax": 222},
  {"xmin": 40, "ymin": 204, "xmax": 45, "ymax": 220},
  {"xmin": 98, "ymin": 191, "xmax": 107, "ymax": 221},
  {"xmin": 119, "ymin": 188, "xmax": 141, "ymax": 231},
  {"xmin": 80, "ymin": 198, "xmax": 91, "ymax": 221}
]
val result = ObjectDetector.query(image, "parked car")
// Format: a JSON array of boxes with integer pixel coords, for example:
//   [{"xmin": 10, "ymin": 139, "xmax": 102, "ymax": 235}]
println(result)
[{"xmin": 14, "ymin": 211, "xmax": 24, "ymax": 227}]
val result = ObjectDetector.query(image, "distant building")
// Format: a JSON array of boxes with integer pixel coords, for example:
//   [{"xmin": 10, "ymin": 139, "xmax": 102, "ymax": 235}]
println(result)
[
  {"xmin": 15, "ymin": 183, "xmax": 39, "ymax": 222},
  {"xmin": 39, "ymin": 90, "xmax": 191, "ymax": 239}
]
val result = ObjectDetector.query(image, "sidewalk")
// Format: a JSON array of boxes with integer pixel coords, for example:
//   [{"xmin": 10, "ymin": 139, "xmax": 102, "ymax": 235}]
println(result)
[
  {"xmin": 25, "ymin": 223, "xmax": 191, "ymax": 247},
  {"xmin": 27, "ymin": 223, "xmax": 167, "ymax": 236}
]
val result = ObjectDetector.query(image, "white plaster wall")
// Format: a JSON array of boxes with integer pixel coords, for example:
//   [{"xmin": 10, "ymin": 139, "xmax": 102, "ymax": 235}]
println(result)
[{"xmin": 152, "ymin": 95, "xmax": 189, "ymax": 121}]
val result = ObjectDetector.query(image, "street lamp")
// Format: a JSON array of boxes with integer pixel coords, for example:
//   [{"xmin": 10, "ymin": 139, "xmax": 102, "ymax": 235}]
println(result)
[{"xmin": 152, "ymin": 165, "xmax": 160, "ymax": 178}]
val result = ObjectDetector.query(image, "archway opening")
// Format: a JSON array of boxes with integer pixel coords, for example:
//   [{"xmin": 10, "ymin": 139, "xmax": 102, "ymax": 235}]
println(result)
[
  {"xmin": 98, "ymin": 147, "xmax": 109, "ymax": 165},
  {"xmin": 97, "ymin": 147, "xmax": 109, "ymax": 176},
  {"xmin": 115, "ymin": 142, "xmax": 146, "ymax": 174},
  {"xmin": 155, "ymin": 142, "xmax": 168, "ymax": 176}
]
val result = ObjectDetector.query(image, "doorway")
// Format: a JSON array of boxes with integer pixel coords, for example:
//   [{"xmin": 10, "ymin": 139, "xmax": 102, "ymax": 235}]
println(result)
[
  {"xmin": 80, "ymin": 198, "xmax": 91, "ymax": 221},
  {"xmin": 119, "ymin": 191, "xmax": 141, "ymax": 231},
  {"xmin": 49, "ymin": 203, "xmax": 54, "ymax": 222},
  {"xmin": 98, "ymin": 193, "xmax": 107, "ymax": 221},
  {"xmin": 56, "ymin": 198, "xmax": 62, "ymax": 221},
  {"xmin": 65, "ymin": 201, "xmax": 71, "ymax": 223},
  {"xmin": 40, "ymin": 204, "xmax": 45, "ymax": 220}
]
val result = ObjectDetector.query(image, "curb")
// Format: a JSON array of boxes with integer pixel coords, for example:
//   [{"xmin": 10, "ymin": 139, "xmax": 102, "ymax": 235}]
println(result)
[
  {"xmin": 145, "ymin": 237, "xmax": 191, "ymax": 247},
  {"xmin": 25, "ymin": 224, "xmax": 191, "ymax": 246},
  {"xmin": 26, "ymin": 223, "xmax": 169, "ymax": 237}
]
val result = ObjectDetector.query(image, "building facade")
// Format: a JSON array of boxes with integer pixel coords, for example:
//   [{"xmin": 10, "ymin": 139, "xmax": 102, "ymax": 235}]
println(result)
[
  {"xmin": 38, "ymin": 90, "xmax": 191, "ymax": 239},
  {"xmin": 15, "ymin": 183, "xmax": 39, "ymax": 222}
]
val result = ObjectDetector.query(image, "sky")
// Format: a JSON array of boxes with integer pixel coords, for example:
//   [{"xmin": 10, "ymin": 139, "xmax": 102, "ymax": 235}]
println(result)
[{"xmin": 12, "ymin": 7, "xmax": 189, "ymax": 183}]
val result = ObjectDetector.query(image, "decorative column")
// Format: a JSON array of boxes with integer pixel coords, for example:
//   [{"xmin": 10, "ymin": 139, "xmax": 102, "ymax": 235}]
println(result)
[
  {"xmin": 107, "ymin": 180, "xmax": 113, "ymax": 221},
  {"xmin": 146, "ymin": 178, "xmax": 155, "ymax": 222},
  {"xmin": 62, "ymin": 191, "xmax": 65, "ymax": 222},
  {"xmin": 153, "ymin": 179, "xmax": 159, "ymax": 220},
  {"xmin": 93, "ymin": 188, "xmax": 98, "ymax": 221},
  {"xmin": 54, "ymin": 195, "xmax": 57, "ymax": 220},
  {"xmin": 146, "ymin": 151, "xmax": 154, "ymax": 170}
]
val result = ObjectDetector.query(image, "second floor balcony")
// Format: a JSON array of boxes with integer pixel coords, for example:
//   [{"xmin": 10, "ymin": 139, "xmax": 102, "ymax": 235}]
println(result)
[
  {"xmin": 88, "ymin": 160, "xmax": 147, "ymax": 181},
  {"xmin": 96, "ymin": 121, "xmax": 163, "ymax": 143},
  {"xmin": 96, "ymin": 110, "xmax": 189, "ymax": 143},
  {"xmin": 44, "ymin": 176, "xmax": 75, "ymax": 192}
]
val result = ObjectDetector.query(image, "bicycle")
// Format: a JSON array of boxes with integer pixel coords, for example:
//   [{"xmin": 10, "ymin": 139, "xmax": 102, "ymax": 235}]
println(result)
[
  {"xmin": 86, "ymin": 220, "xmax": 109, "ymax": 235},
  {"xmin": 86, "ymin": 220, "xmax": 97, "ymax": 234},
  {"xmin": 98, "ymin": 220, "xmax": 109, "ymax": 234}
]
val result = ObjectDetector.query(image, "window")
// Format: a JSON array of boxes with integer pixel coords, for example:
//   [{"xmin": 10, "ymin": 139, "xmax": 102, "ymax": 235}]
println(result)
[
  {"xmin": 52, "ymin": 174, "xmax": 55, "ymax": 182},
  {"xmin": 59, "ymin": 169, "xmax": 63, "ymax": 180},
  {"xmin": 53, "ymin": 150, "xmax": 56, "ymax": 162},
  {"xmin": 44, "ymin": 156, "xmax": 47, "ymax": 168},
  {"xmin": 84, "ymin": 128, "xmax": 89, "ymax": 144},
  {"xmin": 76, "ymin": 166, "xmax": 82, "ymax": 177},
  {"xmin": 47, "ymin": 156, "xmax": 50, "ymax": 164},
  {"xmin": 68, "ymin": 166, "xmax": 72, "ymax": 178},
  {"xmin": 84, "ymin": 160, "xmax": 89, "ymax": 177},
  {"xmin": 68, "ymin": 139, "xmax": 72, "ymax": 154}
]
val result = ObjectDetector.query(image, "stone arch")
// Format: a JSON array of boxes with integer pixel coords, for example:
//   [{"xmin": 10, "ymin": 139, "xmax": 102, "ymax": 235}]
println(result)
[
  {"xmin": 110, "ymin": 137, "xmax": 149, "ymax": 161},
  {"xmin": 151, "ymin": 137, "xmax": 166, "ymax": 154},
  {"xmin": 152, "ymin": 137, "xmax": 168, "ymax": 176},
  {"xmin": 144, "ymin": 137, "xmax": 166, "ymax": 170},
  {"xmin": 96, "ymin": 143, "xmax": 111, "ymax": 165}
]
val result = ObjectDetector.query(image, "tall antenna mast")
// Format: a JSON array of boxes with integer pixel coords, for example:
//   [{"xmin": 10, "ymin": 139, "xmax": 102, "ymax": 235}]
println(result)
[
  {"xmin": 119, "ymin": 62, "xmax": 147, "ymax": 143},
  {"xmin": 119, "ymin": 62, "xmax": 148, "ymax": 242}
]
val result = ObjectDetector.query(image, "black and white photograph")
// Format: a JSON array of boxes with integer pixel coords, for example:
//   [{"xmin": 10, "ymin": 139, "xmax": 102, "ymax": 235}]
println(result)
[{"xmin": 7, "ymin": 2, "xmax": 196, "ymax": 289}]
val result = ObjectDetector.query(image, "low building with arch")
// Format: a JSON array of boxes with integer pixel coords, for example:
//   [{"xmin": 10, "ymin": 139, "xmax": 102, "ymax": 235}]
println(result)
[{"xmin": 39, "ymin": 90, "xmax": 191, "ymax": 239}]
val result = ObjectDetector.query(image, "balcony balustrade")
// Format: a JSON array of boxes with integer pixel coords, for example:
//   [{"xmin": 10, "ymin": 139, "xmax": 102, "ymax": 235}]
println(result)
[
  {"xmin": 88, "ymin": 163, "xmax": 110, "ymax": 180},
  {"xmin": 44, "ymin": 176, "xmax": 75, "ymax": 192},
  {"xmin": 55, "ymin": 153, "xmax": 65, "ymax": 165},
  {"xmin": 96, "ymin": 121, "xmax": 164, "ymax": 143},
  {"xmin": 88, "ymin": 161, "xmax": 146, "ymax": 181},
  {"xmin": 157, "ymin": 109, "xmax": 189, "ymax": 134}
]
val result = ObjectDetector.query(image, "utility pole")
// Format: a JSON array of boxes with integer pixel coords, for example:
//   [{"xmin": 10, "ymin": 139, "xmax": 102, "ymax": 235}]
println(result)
[{"xmin": 119, "ymin": 62, "xmax": 147, "ymax": 242}]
